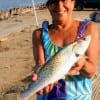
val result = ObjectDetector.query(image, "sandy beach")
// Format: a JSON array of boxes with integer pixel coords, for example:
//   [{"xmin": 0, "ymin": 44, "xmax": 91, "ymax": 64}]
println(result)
[{"xmin": 0, "ymin": 9, "xmax": 100, "ymax": 100}]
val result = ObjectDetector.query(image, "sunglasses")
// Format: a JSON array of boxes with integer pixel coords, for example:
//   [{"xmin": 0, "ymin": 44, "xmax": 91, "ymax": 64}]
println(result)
[{"xmin": 46, "ymin": 0, "xmax": 74, "ymax": 6}]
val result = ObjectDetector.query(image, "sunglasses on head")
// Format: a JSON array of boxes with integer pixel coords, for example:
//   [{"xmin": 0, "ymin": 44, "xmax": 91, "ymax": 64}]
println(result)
[
  {"xmin": 46, "ymin": 0, "xmax": 74, "ymax": 6},
  {"xmin": 46, "ymin": 0, "xmax": 57, "ymax": 6}
]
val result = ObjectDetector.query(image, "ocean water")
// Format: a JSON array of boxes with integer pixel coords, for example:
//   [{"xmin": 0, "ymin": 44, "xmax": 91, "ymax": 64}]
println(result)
[{"xmin": 0, "ymin": 0, "xmax": 47, "ymax": 11}]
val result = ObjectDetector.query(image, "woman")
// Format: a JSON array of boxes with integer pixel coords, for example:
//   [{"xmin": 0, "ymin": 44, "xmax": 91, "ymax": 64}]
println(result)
[{"xmin": 32, "ymin": 0, "xmax": 99, "ymax": 99}]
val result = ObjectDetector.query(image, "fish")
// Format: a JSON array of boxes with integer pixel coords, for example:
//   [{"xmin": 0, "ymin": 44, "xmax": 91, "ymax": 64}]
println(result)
[{"xmin": 18, "ymin": 35, "xmax": 91, "ymax": 100}]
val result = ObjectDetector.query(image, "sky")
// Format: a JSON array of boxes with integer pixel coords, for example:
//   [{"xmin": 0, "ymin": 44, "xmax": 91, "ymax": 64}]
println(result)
[{"xmin": 0, "ymin": 0, "xmax": 47, "ymax": 10}]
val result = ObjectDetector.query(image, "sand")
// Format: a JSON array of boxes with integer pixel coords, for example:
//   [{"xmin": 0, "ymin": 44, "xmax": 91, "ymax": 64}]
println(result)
[{"xmin": 0, "ymin": 9, "xmax": 100, "ymax": 100}]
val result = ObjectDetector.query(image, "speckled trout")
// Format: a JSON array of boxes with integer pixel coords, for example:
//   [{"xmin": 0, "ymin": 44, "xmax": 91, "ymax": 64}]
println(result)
[{"xmin": 18, "ymin": 35, "xmax": 91, "ymax": 100}]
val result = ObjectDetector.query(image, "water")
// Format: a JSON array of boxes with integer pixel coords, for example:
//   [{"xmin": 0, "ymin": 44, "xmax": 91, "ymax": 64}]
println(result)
[{"xmin": 0, "ymin": 0, "xmax": 47, "ymax": 11}]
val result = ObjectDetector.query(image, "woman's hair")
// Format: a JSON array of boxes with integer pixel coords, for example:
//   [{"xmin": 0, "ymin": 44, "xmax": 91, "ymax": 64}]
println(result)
[
  {"xmin": 46, "ymin": 0, "xmax": 53, "ymax": 6},
  {"xmin": 46, "ymin": 1, "xmax": 49, "ymax": 6}
]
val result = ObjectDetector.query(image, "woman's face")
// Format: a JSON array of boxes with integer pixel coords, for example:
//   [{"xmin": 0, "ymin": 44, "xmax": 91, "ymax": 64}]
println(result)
[{"xmin": 47, "ymin": 0, "xmax": 75, "ymax": 23}]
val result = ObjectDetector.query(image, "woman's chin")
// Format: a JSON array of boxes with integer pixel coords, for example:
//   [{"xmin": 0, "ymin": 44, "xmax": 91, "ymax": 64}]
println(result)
[
  {"xmin": 55, "ymin": 18, "xmax": 66, "ymax": 24},
  {"xmin": 54, "ymin": 14, "xmax": 67, "ymax": 23}
]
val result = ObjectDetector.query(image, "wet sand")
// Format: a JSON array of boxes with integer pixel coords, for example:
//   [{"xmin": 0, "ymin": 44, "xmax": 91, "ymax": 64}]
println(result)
[{"xmin": 0, "ymin": 9, "xmax": 100, "ymax": 100}]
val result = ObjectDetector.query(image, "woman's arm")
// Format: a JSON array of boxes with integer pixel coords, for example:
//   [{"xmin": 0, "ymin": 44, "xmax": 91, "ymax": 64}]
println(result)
[
  {"xmin": 32, "ymin": 29, "xmax": 45, "ymax": 66},
  {"xmin": 68, "ymin": 22, "xmax": 99, "ymax": 78},
  {"xmin": 32, "ymin": 29, "xmax": 55, "ymax": 95},
  {"xmin": 80, "ymin": 22, "xmax": 99, "ymax": 77}
]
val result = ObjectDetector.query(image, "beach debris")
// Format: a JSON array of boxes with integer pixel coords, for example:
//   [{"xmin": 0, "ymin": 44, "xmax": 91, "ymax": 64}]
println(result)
[
  {"xmin": 18, "ymin": 35, "xmax": 91, "ymax": 100},
  {"xmin": 14, "ymin": 19, "xmax": 23, "ymax": 22},
  {"xmin": 0, "ymin": 10, "xmax": 9, "ymax": 20},
  {"xmin": 0, "ymin": 37, "xmax": 8, "ymax": 42},
  {"xmin": 0, "ymin": 47, "xmax": 9, "ymax": 52}
]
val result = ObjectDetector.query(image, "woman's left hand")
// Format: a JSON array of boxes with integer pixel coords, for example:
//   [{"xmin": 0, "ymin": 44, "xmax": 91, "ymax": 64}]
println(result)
[{"xmin": 67, "ymin": 58, "xmax": 86, "ymax": 75}]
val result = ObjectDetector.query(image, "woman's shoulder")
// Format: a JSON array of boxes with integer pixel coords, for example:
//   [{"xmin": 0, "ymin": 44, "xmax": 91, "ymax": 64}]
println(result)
[
  {"xmin": 32, "ymin": 28, "xmax": 42, "ymax": 40},
  {"xmin": 84, "ymin": 20, "xmax": 98, "ymax": 36},
  {"xmin": 32, "ymin": 28, "xmax": 43, "ymax": 46},
  {"xmin": 74, "ymin": 18, "xmax": 97, "ymax": 35},
  {"xmin": 85, "ymin": 20, "xmax": 97, "ymax": 30}
]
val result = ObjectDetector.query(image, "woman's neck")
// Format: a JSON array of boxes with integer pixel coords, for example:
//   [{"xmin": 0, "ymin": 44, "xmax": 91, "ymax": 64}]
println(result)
[{"xmin": 52, "ymin": 18, "xmax": 73, "ymax": 31}]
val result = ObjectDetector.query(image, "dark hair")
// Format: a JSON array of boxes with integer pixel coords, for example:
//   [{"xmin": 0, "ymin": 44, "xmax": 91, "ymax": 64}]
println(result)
[
  {"xmin": 46, "ymin": 1, "xmax": 49, "ymax": 6},
  {"xmin": 46, "ymin": 0, "xmax": 53, "ymax": 6},
  {"xmin": 46, "ymin": 0, "xmax": 59, "ymax": 6}
]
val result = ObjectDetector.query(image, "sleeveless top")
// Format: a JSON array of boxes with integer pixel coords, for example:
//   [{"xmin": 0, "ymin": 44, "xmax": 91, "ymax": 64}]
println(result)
[{"xmin": 37, "ymin": 19, "xmax": 92, "ymax": 100}]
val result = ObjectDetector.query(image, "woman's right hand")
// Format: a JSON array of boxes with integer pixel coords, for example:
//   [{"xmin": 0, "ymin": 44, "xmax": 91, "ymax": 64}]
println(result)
[{"xmin": 32, "ymin": 73, "xmax": 56, "ymax": 95}]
